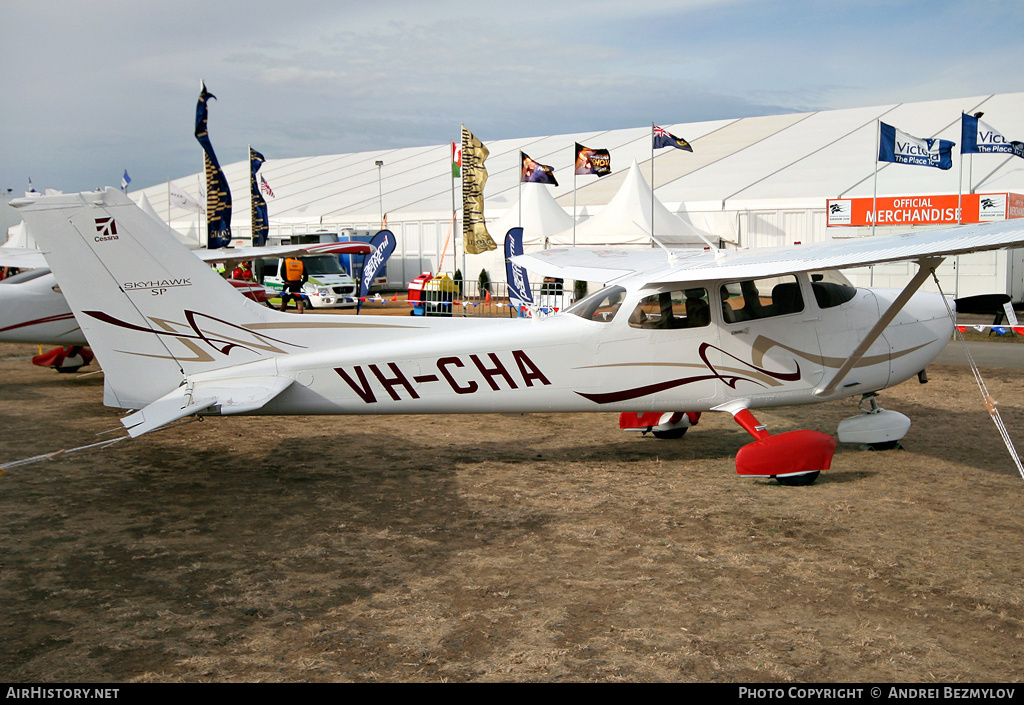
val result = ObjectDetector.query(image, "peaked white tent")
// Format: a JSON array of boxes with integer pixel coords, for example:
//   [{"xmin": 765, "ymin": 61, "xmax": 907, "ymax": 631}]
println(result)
[
  {"xmin": 548, "ymin": 160, "xmax": 710, "ymax": 248},
  {"xmin": 490, "ymin": 182, "xmax": 575, "ymax": 245}
]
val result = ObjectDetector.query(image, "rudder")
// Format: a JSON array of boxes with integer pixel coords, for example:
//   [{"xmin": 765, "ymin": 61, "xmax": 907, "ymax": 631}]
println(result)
[{"xmin": 14, "ymin": 188, "xmax": 287, "ymax": 409}]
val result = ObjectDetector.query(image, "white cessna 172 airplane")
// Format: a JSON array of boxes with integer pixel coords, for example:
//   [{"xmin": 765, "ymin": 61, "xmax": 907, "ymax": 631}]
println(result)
[{"xmin": 11, "ymin": 187, "xmax": 1024, "ymax": 485}]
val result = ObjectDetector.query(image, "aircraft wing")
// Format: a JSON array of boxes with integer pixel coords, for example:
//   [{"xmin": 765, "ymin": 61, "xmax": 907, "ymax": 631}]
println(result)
[
  {"xmin": 0, "ymin": 240, "xmax": 374, "ymax": 271},
  {"xmin": 122, "ymin": 376, "xmax": 295, "ymax": 437},
  {"xmin": 0, "ymin": 247, "xmax": 48, "ymax": 269},
  {"xmin": 512, "ymin": 219, "xmax": 1024, "ymax": 284},
  {"xmin": 509, "ymin": 247, "xmax": 680, "ymax": 282},
  {"xmin": 194, "ymin": 240, "xmax": 373, "ymax": 264}
]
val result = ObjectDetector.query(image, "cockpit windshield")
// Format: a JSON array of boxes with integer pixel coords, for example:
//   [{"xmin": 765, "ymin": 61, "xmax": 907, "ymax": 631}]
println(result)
[
  {"xmin": 564, "ymin": 286, "xmax": 627, "ymax": 323},
  {"xmin": 299, "ymin": 255, "xmax": 347, "ymax": 276}
]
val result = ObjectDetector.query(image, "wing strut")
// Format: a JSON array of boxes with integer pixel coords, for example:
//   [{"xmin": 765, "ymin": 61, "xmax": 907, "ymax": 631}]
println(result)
[{"xmin": 813, "ymin": 256, "xmax": 944, "ymax": 398}]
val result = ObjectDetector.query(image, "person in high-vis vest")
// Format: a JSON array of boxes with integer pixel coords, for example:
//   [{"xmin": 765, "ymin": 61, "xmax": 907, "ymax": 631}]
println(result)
[{"xmin": 280, "ymin": 257, "xmax": 309, "ymax": 313}]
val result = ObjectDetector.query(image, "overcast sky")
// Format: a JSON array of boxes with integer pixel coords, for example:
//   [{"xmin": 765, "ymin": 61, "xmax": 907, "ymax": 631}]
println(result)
[{"xmin": 2, "ymin": 0, "xmax": 1023, "ymax": 196}]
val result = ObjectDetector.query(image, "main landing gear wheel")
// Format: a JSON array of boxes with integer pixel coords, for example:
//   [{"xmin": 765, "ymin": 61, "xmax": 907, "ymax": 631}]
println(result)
[
  {"xmin": 862, "ymin": 440, "xmax": 904, "ymax": 451},
  {"xmin": 774, "ymin": 471, "xmax": 820, "ymax": 487},
  {"xmin": 651, "ymin": 427, "xmax": 688, "ymax": 440},
  {"xmin": 728, "ymin": 408, "xmax": 835, "ymax": 486}
]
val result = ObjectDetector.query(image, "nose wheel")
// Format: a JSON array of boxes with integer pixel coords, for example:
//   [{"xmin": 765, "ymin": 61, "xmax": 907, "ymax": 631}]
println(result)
[{"xmin": 837, "ymin": 393, "xmax": 910, "ymax": 450}]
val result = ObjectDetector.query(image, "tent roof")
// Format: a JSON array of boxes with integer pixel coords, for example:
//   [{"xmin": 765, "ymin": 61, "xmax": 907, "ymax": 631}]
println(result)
[
  {"xmin": 490, "ymin": 181, "xmax": 575, "ymax": 246},
  {"xmin": 547, "ymin": 160, "xmax": 708, "ymax": 247},
  {"xmin": 134, "ymin": 92, "xmax": 1024, "ymax": 229}
]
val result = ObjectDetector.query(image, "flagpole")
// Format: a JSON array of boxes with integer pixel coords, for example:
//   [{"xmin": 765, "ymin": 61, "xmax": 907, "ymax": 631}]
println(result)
[
  {"xmin": 248, "ymin": 144, "xmax": 253, "ymax": 247},
  {"xmin": 651, "ymin": 123, "xmax": 656, "ymax": 245},
  {"xmin": 957, "ymin": 118, "xmax": 965, "ymax": 226},
  {"xmin": 573, "ymin": 144, "xmax": 577, "ymax": 247},
  {"xmin": 461, "ymin": 134, "xmax": 466, "ymax": 281},
  {"xmin": 518, "ymin": 151, "xmax": 522, "ymax": 229},
  {"xmin": 871, "ymin": 120, "xmax": 879, "ymax": 286},
  {"xmin": 451, "ymin": 146, "xmax": 456, "ymax": 277},
  {"xmin": 955, "ymin": 121, "xmax": 966, "ymax": 296}
]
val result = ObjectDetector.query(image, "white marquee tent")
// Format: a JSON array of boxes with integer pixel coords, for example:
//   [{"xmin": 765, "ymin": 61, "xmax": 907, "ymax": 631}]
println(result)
[{"xmin": 130, "ymin": 92, "xmax": 1024, "ymax": 299}]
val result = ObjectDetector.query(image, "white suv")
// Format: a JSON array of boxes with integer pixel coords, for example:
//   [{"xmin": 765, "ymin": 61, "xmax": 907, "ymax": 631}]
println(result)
[{"xmin": 259, "ymin": 255, "xmax": 358, "ymax": 308}]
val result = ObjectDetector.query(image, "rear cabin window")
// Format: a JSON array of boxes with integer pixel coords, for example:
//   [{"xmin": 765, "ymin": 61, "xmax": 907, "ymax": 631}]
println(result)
[
  {"xmin": 628, "ymin": 288, "xmax": 710, "ymax": 329},
  {"xmin": 720, "ymin": 275, "xmax": 804, "ymax": 323}
]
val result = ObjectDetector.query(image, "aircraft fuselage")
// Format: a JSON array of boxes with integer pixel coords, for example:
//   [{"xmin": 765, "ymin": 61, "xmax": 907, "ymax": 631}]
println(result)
[{"xmin": 172, "ymin": 272, "xmax": 951, "ymax": 418}]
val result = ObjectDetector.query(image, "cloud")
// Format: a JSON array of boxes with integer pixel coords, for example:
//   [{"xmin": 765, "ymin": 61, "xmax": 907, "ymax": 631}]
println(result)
[{"xmin": 3, "ymin": 1, "xmax": 1024, "ymax": 193}]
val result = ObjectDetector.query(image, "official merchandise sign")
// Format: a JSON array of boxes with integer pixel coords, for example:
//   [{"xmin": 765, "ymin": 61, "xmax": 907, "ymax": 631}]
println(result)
[{"xmin": 827, "ymin": 193, "xmax": 1024, "ymax": 227}]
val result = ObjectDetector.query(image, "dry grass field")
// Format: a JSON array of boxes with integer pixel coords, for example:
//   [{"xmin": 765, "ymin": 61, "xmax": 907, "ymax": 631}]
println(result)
[{"xmin": 1, "ymin": 339, "xmax": 1023, "ymax": 683}]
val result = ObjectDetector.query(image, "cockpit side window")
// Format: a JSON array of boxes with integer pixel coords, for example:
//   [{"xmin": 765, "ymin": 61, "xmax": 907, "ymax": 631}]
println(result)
[
  {"xmin": 628, "ymin": 288, "xmax": 710, "ymax": 329},
  {"xmin": 809, "ymin": 271, "xmax": 857, "ymax": 309},
  {"xmin": 720, "ymin": 275, "xmax": 804, "ymax": 323},
  {"xmin": 564, "ymin": 285, "xmax": 627, "ymax": 323}
]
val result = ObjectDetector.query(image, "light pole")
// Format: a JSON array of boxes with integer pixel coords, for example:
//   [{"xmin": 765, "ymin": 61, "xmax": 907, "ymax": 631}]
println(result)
[{"xmin": 375, "ymin": 160, "xmax": 384, "ymax": 228}]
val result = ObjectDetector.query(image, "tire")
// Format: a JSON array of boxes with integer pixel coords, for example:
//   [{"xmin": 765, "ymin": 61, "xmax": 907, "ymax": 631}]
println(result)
[
  {"xmin": 775, "ymin": 471, "xmax": 820, "ymax": 486},
  {"xmin": 863, "ymin": 440, "xmax": 903, "ymax": 451},
  {"xmin": 651, "ymin": 427, "xmax": 688, "ymax": 440}
]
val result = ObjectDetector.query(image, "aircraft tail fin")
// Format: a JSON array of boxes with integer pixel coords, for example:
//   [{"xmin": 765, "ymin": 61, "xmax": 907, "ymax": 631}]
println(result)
[{"xmin": 12, "ymin": 188, "xmax": 297, "ymax": 410}]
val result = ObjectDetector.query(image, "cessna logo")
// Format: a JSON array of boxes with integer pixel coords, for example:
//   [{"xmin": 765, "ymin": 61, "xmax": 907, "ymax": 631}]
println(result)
[
  {"xmin": 336, "ymin": 350, "xmax": 551, "ymax": 403},
  {"xmin": 94, "ymin": 217, "xmax": 118, "ymax": 241}
]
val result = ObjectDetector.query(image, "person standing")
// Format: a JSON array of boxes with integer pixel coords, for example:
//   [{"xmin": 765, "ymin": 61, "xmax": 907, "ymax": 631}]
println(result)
[{"xmin": 280, "ymin": 257, "xmax": 308, "ymax": 313}]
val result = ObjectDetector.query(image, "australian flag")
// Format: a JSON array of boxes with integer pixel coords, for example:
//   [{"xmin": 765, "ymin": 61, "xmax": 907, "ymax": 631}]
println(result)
[{"xmin": 653, "ymin": 125, "xmax": 693, "ymax": 152}]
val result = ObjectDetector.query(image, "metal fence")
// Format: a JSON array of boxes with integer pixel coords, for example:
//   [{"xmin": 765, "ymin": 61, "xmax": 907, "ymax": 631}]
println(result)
[{"xmin": 415, "ymin": 280, "xmax": 577, "ymax": 318}]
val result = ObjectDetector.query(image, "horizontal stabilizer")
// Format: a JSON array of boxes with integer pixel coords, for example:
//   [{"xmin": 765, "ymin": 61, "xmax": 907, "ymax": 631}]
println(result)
[
  {"xmin": 122, "ymin": 376, "xmax": 294, "ymax": 437},
  {"xmin": 0, "ymin": 247, "xmax": 48, "ymax": 269}
]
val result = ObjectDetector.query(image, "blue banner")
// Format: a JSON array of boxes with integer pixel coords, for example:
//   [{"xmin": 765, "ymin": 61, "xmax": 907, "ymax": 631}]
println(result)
[
  {"xmin": 878, "ymin": 122, "xmax": 954, "ymax": 170},
  {"xmin": 961, "ymin": 113, "xmax": 1024, "ymax": 159},
  {"xmin": 357, "ymin": 229, "xmax": 396, "ymax": 313},
  {"xmin": 195, "ymin": 82, "xmax": 232, "ymax": 248},
  {"xmin": 504, "ymin": 227, "xmax": 533, "ymax": 311},
  {"xmin": 249, "ymin": 147, "xmax": 269, "ymax": 246}
]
